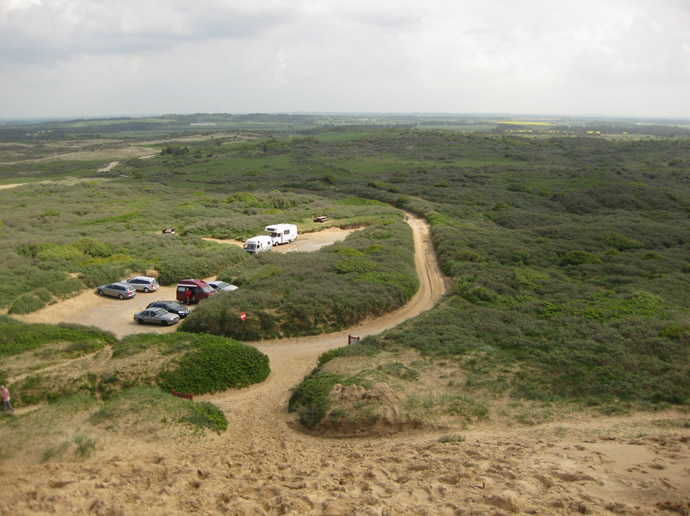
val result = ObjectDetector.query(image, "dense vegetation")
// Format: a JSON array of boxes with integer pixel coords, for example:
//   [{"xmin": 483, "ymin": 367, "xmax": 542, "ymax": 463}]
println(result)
[
  {"xmin": 181, "ymin": 220, "xmax": 417, "ymax": 339},
  {"xmin": 1, "ymin": 114, "xmax": 689, "ymax": 434}
]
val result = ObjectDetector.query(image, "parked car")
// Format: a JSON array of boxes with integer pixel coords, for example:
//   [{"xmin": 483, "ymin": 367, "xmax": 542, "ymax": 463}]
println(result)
[
  {"xmin": 176, "ymin": 279, "xmax": 218, "ymax": 304},
  {"xmin": 125, "ymin": 276, "xmax": 159, "ymax": 293},
  {"xmin": 146, "ymin": 300, "xmax": 190, "ymax": 318},
  {"xmin": 314, "ymin": 215, "xmax": 329, "ymax": 223},
  {"xmin": 133, "ymin": 307, "xmax": 180, "ymax": 326},
  {"xmin": 207, "ymin": 280, "xmax": 238, "ymax": 292},
  {"xmin": 97, "ymin": 283, "xmax": 136, "ymax": 299}
]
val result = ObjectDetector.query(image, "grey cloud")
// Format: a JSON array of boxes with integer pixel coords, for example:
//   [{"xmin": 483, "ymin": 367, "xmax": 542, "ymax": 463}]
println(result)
[{"xmin": 0, "ymin": 0, "xmax": 299, "ymax": 63}]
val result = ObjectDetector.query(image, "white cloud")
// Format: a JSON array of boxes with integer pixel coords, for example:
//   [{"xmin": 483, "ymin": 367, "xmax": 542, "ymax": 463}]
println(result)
[{"xmin": 0, "ymin": 0, "xmax": 688, "ymax": 118}]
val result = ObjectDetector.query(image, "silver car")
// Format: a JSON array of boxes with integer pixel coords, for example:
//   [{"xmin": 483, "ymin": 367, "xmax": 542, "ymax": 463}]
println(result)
[
  {"xmin": 97, "ymin": 283, "xmax": 136, "ymax": 299},
  {"xmin": 207, "ymin": 280, "xmax": 238, "ymax": 292},
  {"xmin": 133, "ymin": 307, "xmax": 180, "ymax": 326},
  {"xmin": 125, "ymin": 276, "xmax": 159, "ymax": 293}
]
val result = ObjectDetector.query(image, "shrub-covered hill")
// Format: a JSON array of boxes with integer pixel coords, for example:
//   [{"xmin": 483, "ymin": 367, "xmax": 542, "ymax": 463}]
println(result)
[
  {"xmin": 1, "ymin": 326, "xmax": 269, "ymax": 407},
  {"xmin": 286, "ymin": 131, "xmax": 690, "ymax": 433},
  {"xmin": 179, "ymin": 220, "xmax": 418, "ymax": 340}
]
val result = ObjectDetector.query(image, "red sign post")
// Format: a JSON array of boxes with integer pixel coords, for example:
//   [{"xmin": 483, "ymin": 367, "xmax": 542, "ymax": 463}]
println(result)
[{"xmin": 240, "ymin": 311, "xmax": 246, "ymax": 321}]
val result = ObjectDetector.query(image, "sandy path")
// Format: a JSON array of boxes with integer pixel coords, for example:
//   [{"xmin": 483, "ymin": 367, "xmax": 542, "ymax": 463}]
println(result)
[{"xmin": 2, "ymin": 215, "xmax": 689, "ymax": 515}]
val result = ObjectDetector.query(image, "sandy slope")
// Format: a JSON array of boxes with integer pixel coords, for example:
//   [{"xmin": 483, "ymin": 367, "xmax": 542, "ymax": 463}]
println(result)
[{"xmin": 1, "ymin": 215, "xmax": 688, "ymax": 515}]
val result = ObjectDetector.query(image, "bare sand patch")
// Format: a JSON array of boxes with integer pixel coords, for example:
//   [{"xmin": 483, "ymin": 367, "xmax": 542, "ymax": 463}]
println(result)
[
  {"xmin": 96, "ymin": 161, "xmax": 119, "ymax": 173},
  {"xmin": 203, "ymin": 226, "xmax": 357, "ymax": 253}
]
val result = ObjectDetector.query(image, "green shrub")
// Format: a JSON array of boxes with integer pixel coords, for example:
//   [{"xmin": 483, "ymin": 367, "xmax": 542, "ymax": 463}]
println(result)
[
  {"xmin": 8, "ymin": 288, "xmax": 53, "ymax": 314},
  {"xmin": 46, "ymin": 277, "xmax": 84, "ymax": 297},
  {"xmin": 182, "ymin": 401, "xmax": 228, "ymax": 434},
  {"xmin": 659, "ymin": 325, "xmax": 689, "ymax": 339},
  {"xmin": 456, "ymin": 249, "xmax": 483, "ymax": 262},
  {"xmin": 357, "ymin": 271, "xmax": 418, "ymax": 299},
  {"xmin": 365, "ymin": 229, "xmax": 393, "ymax": 240},
  {"xmin": 288, "ymin": 373, "xmax": 358, "ymax": 429},
  {"xmin": 0, "ymin": 320, "xmax": 115, "ymax": 357},
  {"xmin": 78, "ymin": 263, "xmax": 127, "ymax": 288},
  {"xmin": 599, "ymin": 231, "xmax": 644, "ymax": 251},
  {"xmin": 335, "ymin": 256, "xmax": 378, "ymax": 274},
  {"xmin": 157, "ymin": 256, "xmax": 212, "ymax": 285},
  {"xmin": 561, "ymin": 250, "xmax": 602, "ymax": 265},
  {"xmin": 538, "ymin": 301, "xmax": 562, "ymax": 319},
  {"xmin": 333, "ymin": 246, "xmax": 364, "ymax": 256},
  {"xmin": 74, "ymin": 238, "xmax": 113, "ymax": 258},
  {"xmin": 157, "ymin": 338, "xmax": 270, "ymax": 394}
]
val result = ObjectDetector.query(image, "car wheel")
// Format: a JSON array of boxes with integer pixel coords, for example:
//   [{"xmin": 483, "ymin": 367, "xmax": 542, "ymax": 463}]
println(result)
[
  {"xmin": 137, "ymin": 319, "xmax": 143, "ymax": 324},
  {"xmin": 119, "ymin": 294, "xmax": 124, "ymax": 300},
  {"xmin": 161, "ymin": 321, "xmax": 168, "ymax": 326},
  {"xmin": 144, "ymin": 287, "xmax": 150, "ymax": 293},
  {"xmin": 97, "ymin": 289, "xmax": 103, "ymax": 295}
]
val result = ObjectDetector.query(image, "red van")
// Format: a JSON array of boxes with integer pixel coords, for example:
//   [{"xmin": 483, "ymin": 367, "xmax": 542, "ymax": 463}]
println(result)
[{"xmin": 176, "ymin": 279, "xmax": 218, "ymax": 304}]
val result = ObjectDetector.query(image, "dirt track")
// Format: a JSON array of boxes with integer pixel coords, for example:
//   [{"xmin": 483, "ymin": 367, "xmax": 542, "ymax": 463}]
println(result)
[{"xmin": 2, "ymin": 215, "xmax": 689, "ymax": 515}]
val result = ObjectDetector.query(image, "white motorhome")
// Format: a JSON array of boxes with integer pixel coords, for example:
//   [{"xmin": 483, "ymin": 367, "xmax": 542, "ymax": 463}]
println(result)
[
  {"xmin": 265, "ymin": 223, "xmax": 298, "ymax": 245},
  {"xmin": 244, "ymin": 235, "xmax": 273, "ymax": 255}
]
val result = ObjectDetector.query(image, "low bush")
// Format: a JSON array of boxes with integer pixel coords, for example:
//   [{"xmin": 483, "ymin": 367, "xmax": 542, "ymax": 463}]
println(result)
[
  {"xmin": 288, "ymin": 373, "xmax": 361, "ymax": 429},
  {"xmin": 88, "ymin": 386, "xmax": 228, "ymax": 434},
  {"xmin": 45, "ymin": 277, "xmax": 83, "ymax": 297},
  {"xmin": 561, "ymin": 250, "xmax": 602, "ymax": 265},
  {"xmin": 14, "ymin": 372, "xmax": 98, "ymax": 406},
  {"xmin": 0, "ymin": 320, "xmax": 116, "ymax": 357},
  {"xmin": 157, "ymin": 337, "xmax": 270, "ymax": 394},
  {"xmin": 78, "ymin": 263, "xmax": 127, "ymax": 288},
  {"xmin": 8, "ymin": 288, "xmax": 53, "ymax": 314},
  {"xmin": 599, "ymin": 231, "xmax": 644, "ymax": 251},
  {"xmin": 182, "ymin": 401, "xmax": 229, "ymax": 434}
]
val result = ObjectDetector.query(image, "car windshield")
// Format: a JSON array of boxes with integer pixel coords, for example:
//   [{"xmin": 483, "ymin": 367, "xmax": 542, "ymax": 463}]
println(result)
[
  {"xmin": 216, "ymin": 282, "xmax": 229, "ymax": 288},
  {"xmin": 167, "ymin": 302, "xmax": 182, "ymax": 309},
  {"xmin": 202, "ymin": 285, "xmax": 214, "ymax": 293},
  {"xmin": 154, "ymin": 308, "xmax": 167, "ymax": 316}
]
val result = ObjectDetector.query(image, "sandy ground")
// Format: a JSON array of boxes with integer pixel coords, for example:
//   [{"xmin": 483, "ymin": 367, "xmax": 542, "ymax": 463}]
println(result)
[
  {"xmin": 2, "ymin": 215, "xmax": 689, "ymax": 515},
  {"xmin": 203, "ymin": 226, "xmax": 356, "ymax": 254}
]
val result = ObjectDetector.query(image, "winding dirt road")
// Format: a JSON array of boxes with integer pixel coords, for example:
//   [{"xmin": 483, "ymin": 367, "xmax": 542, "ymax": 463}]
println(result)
[{"xmin": 2, "ymin": 215, "xmax": 689, "ymax": 515}]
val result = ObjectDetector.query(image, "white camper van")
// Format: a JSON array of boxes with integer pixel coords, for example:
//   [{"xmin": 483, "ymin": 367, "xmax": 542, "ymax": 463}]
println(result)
[
  {"xmin": 244, "ymin": 235, "xmax": 273, "ymax": 255},
  {"xmin": 265, "ymin": 223, "xmax": 298, "ymax": 245}
]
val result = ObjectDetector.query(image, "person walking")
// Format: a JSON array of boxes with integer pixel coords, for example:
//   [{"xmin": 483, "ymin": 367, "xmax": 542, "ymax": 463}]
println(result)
[{"xmin": 1, "ymin": 385, "xmax": 15, "ymax": 415}]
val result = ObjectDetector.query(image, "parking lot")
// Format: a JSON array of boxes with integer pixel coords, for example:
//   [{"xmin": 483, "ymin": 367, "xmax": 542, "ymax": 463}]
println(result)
[{"xmin": 14, "ymin": 228, "xmax": 357, "ymax": 338}]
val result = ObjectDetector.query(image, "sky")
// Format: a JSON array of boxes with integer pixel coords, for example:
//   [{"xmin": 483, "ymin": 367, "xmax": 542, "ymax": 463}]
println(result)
[{"xmin": 1, "ymin": 0, "xmax": 689, "ymax": 119}]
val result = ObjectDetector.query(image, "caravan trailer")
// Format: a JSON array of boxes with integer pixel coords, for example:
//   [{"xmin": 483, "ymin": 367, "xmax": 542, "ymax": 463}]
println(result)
[
  {"xmin": 265, "ymin": 224, "xmax": 298, "ymax": 245},
  {"xmin": 244, "ymin": 235, "xmax": 273, "ymax": 255}
]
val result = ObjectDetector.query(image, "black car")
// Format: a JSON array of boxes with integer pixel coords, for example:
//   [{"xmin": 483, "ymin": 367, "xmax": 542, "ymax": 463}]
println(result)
[{"xmin": 146, "ymin": 300, "xmax": 191, "ymax": 318}]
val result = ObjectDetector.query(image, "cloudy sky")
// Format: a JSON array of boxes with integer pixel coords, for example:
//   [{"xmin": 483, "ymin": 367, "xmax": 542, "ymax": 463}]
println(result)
[{"xmin": 1, "ymin": 0, "xmax": 688, "ymax": 119}]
